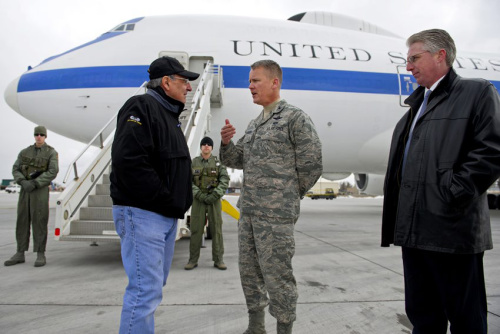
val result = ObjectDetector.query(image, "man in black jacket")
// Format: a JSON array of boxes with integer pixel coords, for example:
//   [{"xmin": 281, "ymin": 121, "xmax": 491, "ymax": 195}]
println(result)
[
  {"xmin": 110, "ymin": 56, "xmax": 199, "ymax": 334},
  {"xmin": 382, "ymin": 29, "xmax": 500, "ymax": 333}
]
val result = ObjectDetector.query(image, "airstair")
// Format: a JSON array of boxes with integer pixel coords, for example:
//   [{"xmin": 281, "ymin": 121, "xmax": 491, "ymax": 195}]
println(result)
[{"xmin": 54, "ymin": 62, "xmax": 224, "ymax": 243}]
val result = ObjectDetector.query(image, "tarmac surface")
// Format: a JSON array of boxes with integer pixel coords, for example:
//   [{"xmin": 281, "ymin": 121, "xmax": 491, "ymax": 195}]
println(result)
[{"xmin": 1, "ymin": 192, "xmax": 499, "ymax": 334}]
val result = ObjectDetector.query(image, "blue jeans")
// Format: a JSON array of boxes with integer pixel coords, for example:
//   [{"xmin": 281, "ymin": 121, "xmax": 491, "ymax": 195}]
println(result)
[{"xmin": 113, "ymin": 206, "xmax": 178, "ymax": 334}]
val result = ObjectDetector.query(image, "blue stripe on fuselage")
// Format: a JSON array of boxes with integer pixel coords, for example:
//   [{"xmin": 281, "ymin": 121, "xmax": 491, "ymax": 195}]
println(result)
[
  {"xmin": 17, "ymin": 65, "xmax": 500, "ymax": 95},
  {"xmin": 224, "ymin": 66, "xmax": 399, "ymax": 94},
  {"xmin": 18, "ymin": 66, "xmax": 150, "ymax": 91}
]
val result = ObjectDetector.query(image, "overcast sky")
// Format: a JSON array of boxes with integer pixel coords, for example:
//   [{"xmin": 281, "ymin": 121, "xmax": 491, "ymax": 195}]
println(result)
[{"xmin": 0, "ymin": 0, "xmax": 499, "ymax": 184}]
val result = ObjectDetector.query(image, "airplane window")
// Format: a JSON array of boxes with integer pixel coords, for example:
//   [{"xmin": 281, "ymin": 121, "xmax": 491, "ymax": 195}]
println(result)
[
  {"xmin": 125, "ymin": 24, "xmax": 135, "ymax": 31},
  {"xmin": 114, "ymin": 25, "xmax": 125, "ymax": 31}
]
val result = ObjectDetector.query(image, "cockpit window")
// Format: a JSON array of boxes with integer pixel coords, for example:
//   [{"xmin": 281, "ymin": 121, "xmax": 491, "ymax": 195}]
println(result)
[
  {"xmin": 105, "ymin": 18, "xmax": 142, "ymax": 33},
  {"xmin": 111, "ymin": 23, "xmax": 135, "ymax": 32}
]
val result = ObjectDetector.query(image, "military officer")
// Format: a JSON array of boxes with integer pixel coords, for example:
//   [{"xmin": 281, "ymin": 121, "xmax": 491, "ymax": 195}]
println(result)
[
  {"xmin": 220, "ymin": 60, "xmax": 322, "ymax": 334},
  {"xmin": 185, "ymin": 136, "xmax": 230, "ymax": 270},
  {"xmin": 5, "ymin": 125, "xmax": 59, "ymax": 267}
]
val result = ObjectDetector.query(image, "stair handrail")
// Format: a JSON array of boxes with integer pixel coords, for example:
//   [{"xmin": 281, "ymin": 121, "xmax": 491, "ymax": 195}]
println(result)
[
  {"xmin": 185, "ymin": 65, "xmax": 219, "ymax": 157},
  {"xmin": 62, "ymin": 82, "xmax": 148, "ymax": 184},
  {"xmin": 182, "ymin": 62, "xmax": 222, "ymax": 136}
]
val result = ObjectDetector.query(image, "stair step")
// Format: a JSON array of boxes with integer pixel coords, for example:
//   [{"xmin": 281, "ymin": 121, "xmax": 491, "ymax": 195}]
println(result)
[
  {"xmin": 88, "ymin": 194, "xmax": 112, "ymax": 207},
  {"xmin": 70, "ymin": 220, "xmax": 115, "ymax": 235},
  {"xmin": 80, "ymin": 207, "xmax": 112, "ymax": 220},
  {"xmin": 179, "ymin": 111, "xmax": 192, "ymax": 133},
  {"xmin": 102, "ymin": 174, "xmax": 110, "ymax": 184},
  {"xmin": 95, "ymin": 184, "xmax": 110, "ymax": 195},
  {"xmin": 59, "ymin": 234, "xmax": 120, "ymax": 242}
]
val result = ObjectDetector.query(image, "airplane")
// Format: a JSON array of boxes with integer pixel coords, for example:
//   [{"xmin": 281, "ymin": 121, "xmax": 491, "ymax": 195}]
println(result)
[{"xmin": 3, "ymin": 12, "xmax": 500, "ymax": 242}]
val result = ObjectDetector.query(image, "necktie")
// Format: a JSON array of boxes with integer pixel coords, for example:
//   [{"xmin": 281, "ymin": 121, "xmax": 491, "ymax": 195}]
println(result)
[{"xmin": 402, "ymin": 90, "xmax": 432, "ymax": 173}]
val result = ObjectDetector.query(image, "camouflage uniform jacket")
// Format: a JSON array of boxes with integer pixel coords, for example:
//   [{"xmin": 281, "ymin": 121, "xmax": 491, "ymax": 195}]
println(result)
[
  {"xmin": 12, "ymin": 143, "xmax": 59, "ymax": 188},
  {"xmin": 220, "ymin": 99, "xmax": 322, "ymax": 218}
]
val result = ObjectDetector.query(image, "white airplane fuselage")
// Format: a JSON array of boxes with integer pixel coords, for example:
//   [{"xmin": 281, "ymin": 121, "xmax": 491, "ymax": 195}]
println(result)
[{"xmin": 5, "ymin": 14, "xmax": 500, "ymax": 194}]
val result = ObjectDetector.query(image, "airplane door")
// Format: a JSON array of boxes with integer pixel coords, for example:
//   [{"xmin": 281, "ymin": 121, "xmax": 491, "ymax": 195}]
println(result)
[
  {"xmin": 158, "ymin": 51, "xmax": 190, "ymax": 69},
  {"xmin": 188, "ymin": 56, "xmax": 216, "ymax": 90},
  {"xmin": 157, "ymin": 51, "xmax": 213, "ymax": 87},
  {"xmin": 396, "ymin": 65, "xmax": 418, "ymax": 107},
  {"xmin": 188, "ymin": 56, "xmax": 214, "ymax": 78}
]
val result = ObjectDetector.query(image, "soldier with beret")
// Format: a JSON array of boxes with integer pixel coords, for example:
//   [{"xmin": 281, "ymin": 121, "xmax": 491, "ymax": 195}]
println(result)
[
  {"xmin": 185, "ymin": 136, "xmax": 229, "ymax": 270},
  {"xmin": 5, "ymin": 125, "xmax": 59, "ymax": 267}
]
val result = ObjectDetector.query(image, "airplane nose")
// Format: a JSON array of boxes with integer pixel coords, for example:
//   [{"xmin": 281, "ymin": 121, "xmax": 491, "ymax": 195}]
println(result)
[{"xmin": 4, "ymin": 76, "xmax": 20, "ymax": 112}]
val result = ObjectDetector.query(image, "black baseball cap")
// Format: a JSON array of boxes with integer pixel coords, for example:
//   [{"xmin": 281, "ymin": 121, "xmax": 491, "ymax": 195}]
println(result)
[{"xmin": 148, "ymin": 56, "xmax": 200, "ymax": 80}]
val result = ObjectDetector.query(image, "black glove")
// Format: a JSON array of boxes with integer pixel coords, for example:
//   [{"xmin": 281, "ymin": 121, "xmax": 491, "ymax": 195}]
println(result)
[
  {"xmin": 21, "ymin": 180, "xmax": 36, "ymax": 193},
  {"xmin": 204, "ymin": 193, "xmax": 219, "ymax": 205},
  {"xmin": 29, "ymin": 170, "xmax": 42, "ymax": 179}
]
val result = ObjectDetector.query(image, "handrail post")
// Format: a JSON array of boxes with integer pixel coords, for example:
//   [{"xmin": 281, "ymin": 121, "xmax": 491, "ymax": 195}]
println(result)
[{"xmin": 72, "ymin": 163, "xmax": 79, "ymax": 181}]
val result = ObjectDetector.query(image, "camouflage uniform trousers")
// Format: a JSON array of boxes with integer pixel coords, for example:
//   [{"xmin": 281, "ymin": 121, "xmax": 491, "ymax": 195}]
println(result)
[
  {"xmin": 16, "ymin": 187, "xmax": 50, "ymax": 252},
  {"xmin": 189, "ymin": 198, "xmax": 224, "ymax": 263},
  {"xmin": 239, "ymin": 213, "xmax": 298, "ymax": 324}
]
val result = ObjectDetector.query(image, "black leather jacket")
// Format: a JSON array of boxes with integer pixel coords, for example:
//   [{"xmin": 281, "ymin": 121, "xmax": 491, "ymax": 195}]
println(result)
[{"xmin": 382, "ymin": 68, "xmax": 500, "ymax": 254}]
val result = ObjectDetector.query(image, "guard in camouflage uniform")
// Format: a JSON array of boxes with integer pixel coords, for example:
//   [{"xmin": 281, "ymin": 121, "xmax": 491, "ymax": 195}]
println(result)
[
  {"xmin": 220, "ymin": 60, "xmax": 322, "ymax": 334},
  {"xmin": 185, "ymin": 136, "xmax": 230, "ymax": 270},
  {"xmin": 5, "ymin": 125, "xmax": 59, "ymax": 267}
]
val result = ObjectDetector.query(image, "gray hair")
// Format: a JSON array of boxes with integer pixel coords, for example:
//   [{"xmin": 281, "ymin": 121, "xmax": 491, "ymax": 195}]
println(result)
[
  {"xmin": 146, "ymin": 77, "xmax": 163, "ymax": 89},
  {"xmin": 406, "ymin": 29, "xmax": 456, "ymax": 67},
  {"xmin": 251, "ymin": 59, "xmax": 283, "ymax": 85}
]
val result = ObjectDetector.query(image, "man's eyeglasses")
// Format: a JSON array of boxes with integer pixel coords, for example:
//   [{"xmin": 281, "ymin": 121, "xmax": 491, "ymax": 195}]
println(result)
[
  {"xmin": 169, "ymin": 75, "xmax": 190, "ymax": 84},
  {"xmin": 407, "ymin": 51, "xmax": 429, "ymax": 64},
  {"xmin": 34, "ymin": 133, "xmax": 46, "ymax": 137}
]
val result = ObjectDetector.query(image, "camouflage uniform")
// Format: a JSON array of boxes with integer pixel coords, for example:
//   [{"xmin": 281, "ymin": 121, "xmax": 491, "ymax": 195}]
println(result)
[
  {"xmin": 190, "ymin": 155, "xmax": 229, "ymax": 264},
  {"xmin": 220, "ymin": 99, "xmax": 322, "ymax": 323},
  {"xmin": 12, "ymin": 143, "xmax": 59, "ymax": 252}
]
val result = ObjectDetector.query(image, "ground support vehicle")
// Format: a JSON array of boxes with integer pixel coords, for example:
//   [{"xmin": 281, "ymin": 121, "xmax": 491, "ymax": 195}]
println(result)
[{"xmin": 306, "ymin": 188, "xmax": 337, "ymax": 200}]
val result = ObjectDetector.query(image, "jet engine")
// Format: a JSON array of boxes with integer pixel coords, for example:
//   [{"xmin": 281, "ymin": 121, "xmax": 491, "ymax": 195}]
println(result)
[{"xmin": 354, "ymin": 173, "xmax": 385, "ymax": 196}]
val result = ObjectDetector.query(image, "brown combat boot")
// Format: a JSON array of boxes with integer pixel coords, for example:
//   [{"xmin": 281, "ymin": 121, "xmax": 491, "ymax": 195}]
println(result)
[
  {"xmin": 4, "ymin": 252, "xmax": 25, "ymax": 266},
  {"xmin": 243, "ymin": 310, "xmax": 266, "ymax": 334},
  {"xmin": 214, "ymin": 262, "xmax": 227, "ymax": 270},
  {"xmin": 277, "ymin": 322, "xmax": 293, "ymax": 334},
  {"xmin": 184, "ymin": 262, "xmax": 198, "ymax": 270}
]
